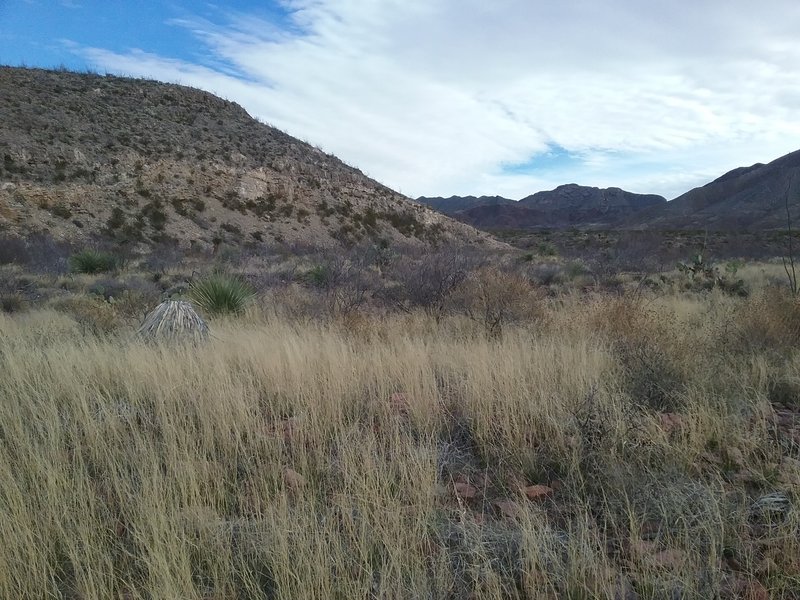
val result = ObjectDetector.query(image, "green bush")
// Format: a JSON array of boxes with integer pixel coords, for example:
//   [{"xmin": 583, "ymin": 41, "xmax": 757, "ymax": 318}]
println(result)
[
  {"xmin": 187, "ymin": 273, "xmax": 255, "ymax": 316},
  {"xmin": 69, "ymin": 249, "xmax": 118, "ymax": 274},
  {"xmin": 537, "ymin": 241, "xmax": 558, "ymax": 256}
]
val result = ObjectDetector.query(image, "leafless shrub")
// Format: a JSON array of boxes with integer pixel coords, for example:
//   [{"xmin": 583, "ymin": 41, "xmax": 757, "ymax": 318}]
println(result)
[
  {"xmin": 454, "ymin": 267, "xmax": 544, "ymax": 337},
  {"xmin": 304, "ymin": 253, "xmax": 380, "ymax": 317},
  {"xmin": 388, "ymin": 247, "xmax": 482, "ymax": 320},
  {"xmin": 0, "ymin": 232, "xmax": 72, "ymax": 273}
]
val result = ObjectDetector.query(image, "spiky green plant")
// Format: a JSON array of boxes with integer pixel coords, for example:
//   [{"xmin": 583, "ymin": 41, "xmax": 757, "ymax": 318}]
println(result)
[
  {"xmin": 187, "ymin": 273, "xmax": 255, "ymax": 316},
  {"xmin": 68, "ymin": 249, "xmax": 118, "ymax": 274}
]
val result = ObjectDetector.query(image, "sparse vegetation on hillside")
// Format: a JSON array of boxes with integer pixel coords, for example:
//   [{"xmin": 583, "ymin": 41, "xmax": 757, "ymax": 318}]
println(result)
[{"xmin": 0, "ymin": 67, "xmax": 492, "ymax": 251}]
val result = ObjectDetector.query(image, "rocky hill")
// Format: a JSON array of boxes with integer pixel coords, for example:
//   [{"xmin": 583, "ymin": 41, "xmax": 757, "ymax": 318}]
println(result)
[
  {"xmin": 0, "ymin": 67, "xmax": 495, "ymax": 252},
  {"xmin": 626, "ymin": 149, "xmax": 800, "ymax": 230}
]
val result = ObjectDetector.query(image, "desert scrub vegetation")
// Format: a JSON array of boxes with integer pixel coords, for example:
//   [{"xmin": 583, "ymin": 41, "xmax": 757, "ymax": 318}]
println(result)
[
  {"xmin": 188, "ymin": 272, "xmax": 255, "ymax": 316},
  {"xmin": 69, "ymin": 248, "xmax": 118, "ymax": 274},
  {"xmin": 0, "ymin": 274, "xmax": 799, "ymax": 599}
]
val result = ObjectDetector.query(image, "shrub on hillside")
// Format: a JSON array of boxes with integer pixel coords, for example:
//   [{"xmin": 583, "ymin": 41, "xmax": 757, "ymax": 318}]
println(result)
[
  {"xmin": 69, "ymin": 249, "xmax": 117, "ymax": 274},
  {"xmin": 188, "ymin": 273, "xmax": 255, "ymax": 316}
]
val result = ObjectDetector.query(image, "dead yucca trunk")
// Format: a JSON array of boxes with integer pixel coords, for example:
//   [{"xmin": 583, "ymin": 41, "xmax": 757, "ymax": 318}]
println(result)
[{"xmin": 138, "ymin": 300, "xmax": 209, "ymax": 342}]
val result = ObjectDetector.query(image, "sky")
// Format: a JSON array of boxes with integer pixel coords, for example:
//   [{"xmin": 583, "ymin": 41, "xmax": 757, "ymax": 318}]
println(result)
[{"xmin": 1, "ymin": 1, "xmax": 799, "ymax": 200}]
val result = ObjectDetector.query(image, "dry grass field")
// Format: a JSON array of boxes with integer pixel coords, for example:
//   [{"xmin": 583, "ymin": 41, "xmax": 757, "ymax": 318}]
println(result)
[{"xmin": 1, "ymin": 241, "xmax": 799, "ymax": 599}]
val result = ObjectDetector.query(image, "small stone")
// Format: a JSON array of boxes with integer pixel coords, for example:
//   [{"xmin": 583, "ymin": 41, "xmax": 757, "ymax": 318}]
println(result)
[
  {"xmin": 727, "ymin": 447, "xmax": 745, "ymax": 467},
  {"xmin": 658, "ymin": 413, "xmax": 684, "ymax": 434},
  {"xmin": 454, "ymin": 482, "xmax": 478, "ymax": 499},
  {"xmin": 524, "ymin": 484, "xmax": 554, "ymax": 501}
]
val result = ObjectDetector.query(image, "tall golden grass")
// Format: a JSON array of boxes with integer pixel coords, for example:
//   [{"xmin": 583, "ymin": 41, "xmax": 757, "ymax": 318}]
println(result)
[{"xmin": 0, "ymin": 285, "xmax": 798, "ymax": 598}]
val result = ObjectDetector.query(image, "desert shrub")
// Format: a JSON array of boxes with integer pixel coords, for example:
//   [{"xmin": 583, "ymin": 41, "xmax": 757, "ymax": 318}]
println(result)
[
  {"xmin": 454, "ymin": 267, "xmax": 543, "ymax": 337},
  {"xmin": 69, "ymin": 249, "xmax": 117, "ymax": 274},
  {"xmin": 0, "ymin": 233, "xmax": 71, "ymax": 272},
  {"xmin": 305, "ymin": 264, "xmax": 331, "ymax": 288},
  {"xmin": 50, "ymin": 204, "xmax": 72, "ymax": 219},
  {"xmin": 105, "ymin": 207, "xmax": 126, "ymax": 230},
  {"xmin": 0, "ymin": 293, "xmax": 26, "ymax": 314},
  {"xmin": 302, "ymin": 255, "xmax": 379, "ymax": 317},
  {"xmin": 589, "ymin": 297, "xmax": 684, "ymax": 411},
  {"xmin": 188, "ymin": 273, "xmax": 255, "ymax": 316},
  {"xmin": 529, "ymin": 262, "xmax": 565, "ymax": 286},
  {"xmin": 730, "ymin": 286, "xmax": 800, "ymax": 353},
  {"xmin": 48, "ymin": 295, "xmax": 122, "ymax": 334},
  {"xmin": 537, "ymin": 241, "xmax": 558, "ymax": 256},
  {"xmin": 389, "ymin": 248, "xmax": 480, "ymax": 320},
  {"xmin": 88, "ymin": 278, "xmax": 128, "ymax": 301},
  {"xmin": 0, "ymin": 236, "xmax": 29, "ymax": 265},
  {"xmin": 141, "ymin": 200, "xmax": 167, "ymax": 230}
]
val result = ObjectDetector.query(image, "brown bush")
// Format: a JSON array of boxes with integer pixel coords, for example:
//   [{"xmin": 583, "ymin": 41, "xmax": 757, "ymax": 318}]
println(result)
[
  {"xmin": 589, "ymin": 297, "xmax": 685, "ymax": 411},
  {"xmin": 455, "ymin": 267, "xmax": 544, "ymax": 337},
  {"xmin": 732, "ymin": 286, "xmax": 800, "ymax": 353}
]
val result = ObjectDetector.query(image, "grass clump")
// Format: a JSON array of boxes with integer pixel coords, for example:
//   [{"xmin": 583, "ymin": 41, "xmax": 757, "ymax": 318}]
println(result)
[
  {"xmin": 187, "ymin": 273, "xmax": 255, "ymax": 316},
  {"xmin": 68, "ymin": 249, "xmax": 117, "ymax": 274}
]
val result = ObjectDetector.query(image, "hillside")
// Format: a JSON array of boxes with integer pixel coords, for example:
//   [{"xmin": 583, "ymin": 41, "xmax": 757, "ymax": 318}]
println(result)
[
  {"xmin": 627, "ymin": 149, "xmax": 800, "ymax": 230},
  {"xmin": 0, "ymin": 67, "xmax": 495, "ymax": 251},
  {"xmin": 418, "ymin": 185, "xmax": 666, "ymax": 229}
]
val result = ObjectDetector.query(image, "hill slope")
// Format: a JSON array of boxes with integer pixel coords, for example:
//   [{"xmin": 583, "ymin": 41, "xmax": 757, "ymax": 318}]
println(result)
[
  {"xmin": 0, "ymin": 67, "xmax": 494, "ymax": 251},
  {"xmin": 627, "ymin": 149, "xmax": 800, "ymax": 230}
]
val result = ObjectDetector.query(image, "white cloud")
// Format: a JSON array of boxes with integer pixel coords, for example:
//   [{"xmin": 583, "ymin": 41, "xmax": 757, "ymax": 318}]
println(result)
[{"xmin": 76, "ymin": 0, "xmax": 800, "ymax": 199}]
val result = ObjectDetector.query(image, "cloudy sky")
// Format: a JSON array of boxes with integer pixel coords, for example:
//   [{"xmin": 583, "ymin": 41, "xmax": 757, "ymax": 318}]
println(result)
[{"xmin": 1, "ymin": 0, "xmax": 799, "ymax": 200}]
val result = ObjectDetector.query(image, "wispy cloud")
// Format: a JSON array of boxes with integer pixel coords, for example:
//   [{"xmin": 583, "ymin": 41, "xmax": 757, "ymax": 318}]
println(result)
[{"xmin": 74, "ymin": 0, "xmax": 800, "ymax": 199}]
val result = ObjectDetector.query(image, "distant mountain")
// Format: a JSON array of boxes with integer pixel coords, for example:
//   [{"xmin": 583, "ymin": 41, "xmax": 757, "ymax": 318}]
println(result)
[
  {"xmin": 416, "ymin": 195, "xmax": 516, "ymax": 214},
  {"xmin": 0, "ymin": 67, "xmax": 495, "ymax": 251},
  {"xmin": 418, "ymin": 185, "xmax": 666, "ymax": 229},
  {"xmin": 627, "ymin": 149, "xmax": 800, "ymax": 230}
]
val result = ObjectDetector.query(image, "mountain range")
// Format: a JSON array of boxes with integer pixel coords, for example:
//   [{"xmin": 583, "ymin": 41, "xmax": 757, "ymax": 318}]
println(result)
[{"xmin": 419, "ymin": 150, "xmax": 800, "ymax": 231}]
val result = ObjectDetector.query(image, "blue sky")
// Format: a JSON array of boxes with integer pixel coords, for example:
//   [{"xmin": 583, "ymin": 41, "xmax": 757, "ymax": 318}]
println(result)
[{"xmin": 2, "ymin": 0, "xmax": 800, "ymax": 200}]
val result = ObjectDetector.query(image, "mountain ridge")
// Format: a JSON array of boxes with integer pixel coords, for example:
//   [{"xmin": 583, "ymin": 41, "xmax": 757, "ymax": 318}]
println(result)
[
  {"xmin": 418, "ymin": 184, "xmax": 666, "ymax": 229},
  {"xmin": 418, "ymin": 150, "xmax": 800, "ymax": 231}
]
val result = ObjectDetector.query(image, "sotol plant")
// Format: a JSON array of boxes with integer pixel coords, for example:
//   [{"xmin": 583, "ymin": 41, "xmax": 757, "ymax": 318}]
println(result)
[
  {"xmin": 69, "ymin": 249, "xmax": 118, "ymax": 274},
  {"xmin": 187, "ymin": 273, "xmax": 255, "ymax": 316}
]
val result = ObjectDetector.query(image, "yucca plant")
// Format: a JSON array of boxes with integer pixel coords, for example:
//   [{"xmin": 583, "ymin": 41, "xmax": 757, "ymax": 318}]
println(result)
[
  {"xmin": 187, "ymin": 273, "xmax": 255, "ymax": 316},
  {"xmin": 68, "ymin": 249, "xmax": 118, "ymax": 274}
]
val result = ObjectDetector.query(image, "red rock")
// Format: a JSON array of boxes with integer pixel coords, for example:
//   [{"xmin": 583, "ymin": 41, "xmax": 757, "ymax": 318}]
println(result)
[
  {"xmin": 454, "ymin": 482, "xmax": 478, "ymax": 499},
  {"xmin": 658, "ymin": 412, "xmax": 684, "ymax": 434},
  {"xmin": 727, "ymin": 447, "xmax": 745, "ymax": 467},
  {"xmin": 731, "ymin": 579, "xmax": 769, "ymax": 600},
  {"xmin": 524, "ymin": 484, "xmax": 554, "ymax": 501},
  {"xmin": 494, "ymin": 499, "xmax": 521, "ymax": 519},
  {"xmin": 650, "ymin": 549, "xmax": 685, "ymax": 569},
  {"xmin": 389, "ymin": 392, "xmax": 409, "ymax": 413}
]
